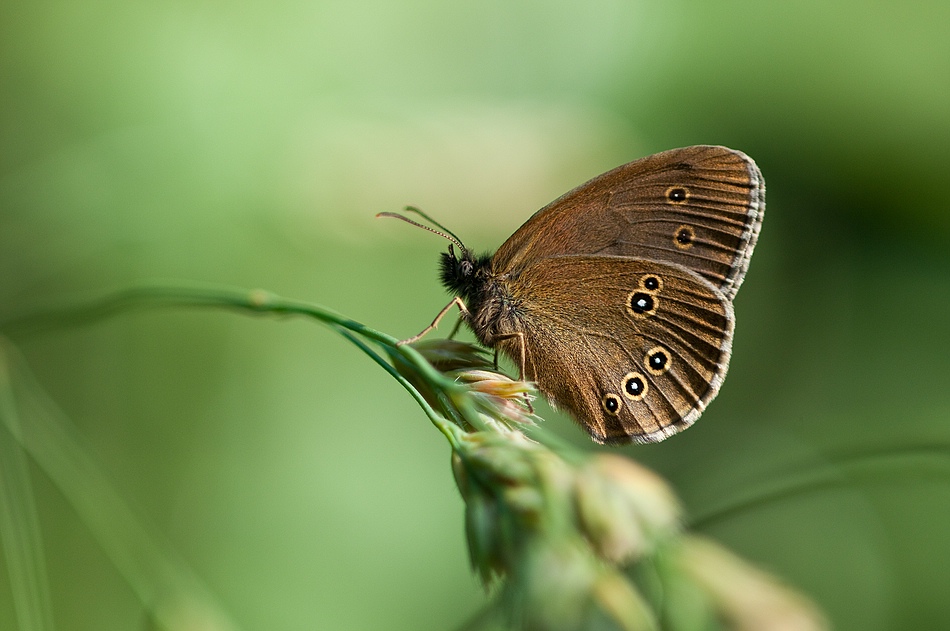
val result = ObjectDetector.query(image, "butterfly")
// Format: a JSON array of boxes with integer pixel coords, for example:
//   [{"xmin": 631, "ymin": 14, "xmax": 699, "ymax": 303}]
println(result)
[{"xmin": 384, "ymin": 145, "xmax": 764, "ymax": 444}]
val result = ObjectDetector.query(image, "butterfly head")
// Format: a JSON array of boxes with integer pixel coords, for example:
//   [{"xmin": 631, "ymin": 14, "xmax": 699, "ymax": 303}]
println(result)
[
  {"xmin": 375, "ymin": 206, "xmax": 494, "ymax": 310},
  {"xmin": 439, "ymin": 244, "xmax": 493, "ymax": 303}
]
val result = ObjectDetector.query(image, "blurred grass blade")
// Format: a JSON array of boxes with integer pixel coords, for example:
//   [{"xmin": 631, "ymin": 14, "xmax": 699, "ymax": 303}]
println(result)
[
  {"xmin": 678, "ymin": 536, "xmax": 828, "ymax": 631},
  {"xmin": 0, "ymin": 338, "xmax": 240, "ymax": 631},
  {"xmin": 691, "ymin": 444, "xmax": 950, "ymax": 530},
  {"xmin": 0, "ymin": 354, "xmax": 56, "ymax": 631},
  {"xmin": 454, "ymin": 600, "xmax": 505, "ymax": 631}
]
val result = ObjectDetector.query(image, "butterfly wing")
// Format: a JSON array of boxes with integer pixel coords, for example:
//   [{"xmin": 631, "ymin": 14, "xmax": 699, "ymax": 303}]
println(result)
[
  {"xmin": 494, "ymin": 255, "xmax": 734, "ymax": 444},
  {"xmin": 492, "ymin": 145, "xmax": 764, "ymax": 300}
]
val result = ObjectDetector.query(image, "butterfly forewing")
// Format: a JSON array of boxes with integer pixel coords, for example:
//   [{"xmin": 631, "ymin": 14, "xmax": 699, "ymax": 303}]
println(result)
[
  {"xmin": 492, "ymin": 145, "xmax": 764, "ymax": 300},
  {"xmin": 496, "ymin": 256, "xmax": 734, "ymax": 444}
]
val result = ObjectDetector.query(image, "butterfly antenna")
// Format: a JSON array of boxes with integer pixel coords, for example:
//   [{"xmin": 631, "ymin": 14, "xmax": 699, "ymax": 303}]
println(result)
[
  {"xmin": 401, "ymin": 206, "xmax": 465, "ymax": 246},
  {"xmin": 376, "ymin": 208, "xmax": 465, "ymax": 251}
]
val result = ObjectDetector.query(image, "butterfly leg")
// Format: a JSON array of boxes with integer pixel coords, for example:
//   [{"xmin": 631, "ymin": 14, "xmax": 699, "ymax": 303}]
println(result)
[
  {"xmin": 447, "ymin": 315, "xmax": 464, "ymax": 340},
  {"xmin": 490, "ymin": 331, "xmax": 533, "ymax": 412},
  {"xmin": 491, "ymin": 332, "xmax": 527, "ymax": 380},
  {"xmin": 398, "ymin": 297, "xmax": 470, "ymax": 346}
]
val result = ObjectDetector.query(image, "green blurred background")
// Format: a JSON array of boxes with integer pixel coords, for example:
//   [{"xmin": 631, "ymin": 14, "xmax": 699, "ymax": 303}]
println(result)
[{"xmin": 2, "ymin": 1, "xmax": 949, "ymax": 629}]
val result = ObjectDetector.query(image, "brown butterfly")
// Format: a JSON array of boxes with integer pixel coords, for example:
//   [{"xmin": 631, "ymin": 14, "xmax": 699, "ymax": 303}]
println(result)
[{"xmin": 383, "ymin": 145, "xmax": 764, "ymax": 444}]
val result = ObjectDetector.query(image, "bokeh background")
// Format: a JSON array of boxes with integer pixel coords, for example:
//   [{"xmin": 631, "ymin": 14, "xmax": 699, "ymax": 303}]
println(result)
[{"xmin": 2, "ymin": 1, "xmax": 949, "ymax": 630}]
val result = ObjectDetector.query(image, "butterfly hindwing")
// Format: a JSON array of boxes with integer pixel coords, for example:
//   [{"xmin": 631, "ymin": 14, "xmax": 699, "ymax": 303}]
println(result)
[{"xmin": 494, "ymin": 256, "xmax": 734, "ymax": 444}]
